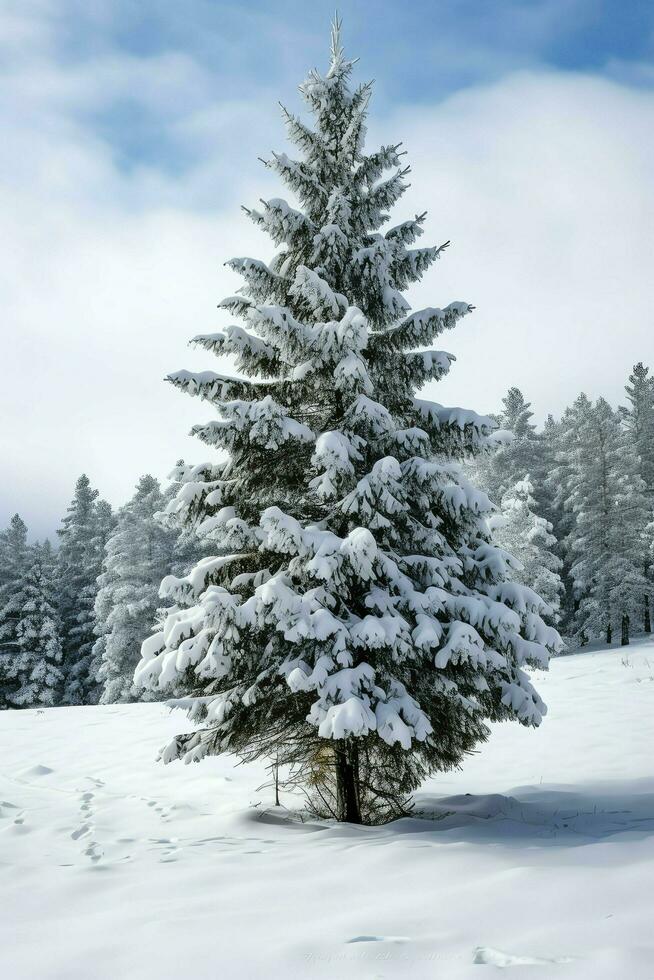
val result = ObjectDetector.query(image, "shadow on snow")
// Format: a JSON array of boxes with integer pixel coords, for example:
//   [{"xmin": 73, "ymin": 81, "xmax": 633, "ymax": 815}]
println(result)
[{"xmin": 249, "ymin": 778, "xmax": 654, "ymax": 847}]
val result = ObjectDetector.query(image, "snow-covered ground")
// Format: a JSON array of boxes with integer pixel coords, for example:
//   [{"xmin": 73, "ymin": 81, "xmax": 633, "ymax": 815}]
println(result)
[{"xmin": 2, "ymin": 640, "xmax": 653, "ymax": 980}]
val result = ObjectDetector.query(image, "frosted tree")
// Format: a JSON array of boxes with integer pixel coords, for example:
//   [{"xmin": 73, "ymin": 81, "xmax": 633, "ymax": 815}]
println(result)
[
  {"xmin": 538, "ymin": 414, "xmax": 562, "ymax": 528},
  {"xmin": 135, "ymin": 23, "xmax": 560, "ymax": 824},
  {"xmin": 620, "ymin": 363, "xmax": 654, "ymax": 632},
  {"xmin": 11, "ymin": 542, "xmax": 64, "ymax": 707},
  {"xmin": 0, "ymin": 514, "xmax": 30, "ymax": 708},
  {"xmin": 544, "ymin": 404, "xmax": 586, "ymax": 633},
  {"xmin": 499, "ymin": 387, "xmax": 536, "ymax": 439},
  {"xmin": 95, "ymin": 475, "xmax": 178, "ymax": 704},
  {"xmin": 474, "ymin": 387, "xmax": 542, "ymax": 508},
  {"xmin": 58, "ymin": 475, "xmax": 115, "ymax": 705},
  {"xmin": 620, "ymin": 362, "xmax": 654, "ymax": 496},
  {"xmin": 563, "ymin": 397, "xmax": 649, "ymax": 645},
  {"xmin": 488, "ymin": 477, "xmax": 563, "ymax": 625}
]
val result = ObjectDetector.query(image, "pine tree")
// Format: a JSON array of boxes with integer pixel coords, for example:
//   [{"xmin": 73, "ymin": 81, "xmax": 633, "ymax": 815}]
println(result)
[
  {"xmin": 620, "ymin": 363, "xmax": 654, "ymax": 632},
  {"xmin": 135, "ymin": 23, "xmax": 560, "ymax": 824},
  {"xmin": 0, "ymin": 514, "xmax": 30, "ymax": 708},
  {"xmin": 545, "ymin": 406, "xmax": 581, "ymax": 634},
  {"xmin": 57, "ymin": 475, "xmax": 115, "ymax": 705},
  {"xmin": 620, "ymin": 362, "xmax": 654, "ymax": 495},
  {"xmin": 488, "ymin": 477, "xmax": 563, "ymax": 626},
  {"xmin": 473, "ymin": 387, "xmax": 542, "ymax": 509},
  {"xmin": 538, "ymin": 414, "xmax": 561, "ymax": 528},
  {"xmin": 95, "ymin": 475, "xmax": 177, "ymax": 704},
  {"xmin": 563, "ymin": 397, "xmax": 650, "ymax": 645},
  {"xmin": 11, "ymin": 542, "xmax": 64, "ymax": 707},
  {"xmin": 499, "ymin": 387, "xmax": 536, "ymax": 439}
]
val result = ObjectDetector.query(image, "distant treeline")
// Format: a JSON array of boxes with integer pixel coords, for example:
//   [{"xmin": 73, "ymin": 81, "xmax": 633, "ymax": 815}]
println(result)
[{"xmin": 1, "ymin": 363, "xmax": 652, "ymax": 710}]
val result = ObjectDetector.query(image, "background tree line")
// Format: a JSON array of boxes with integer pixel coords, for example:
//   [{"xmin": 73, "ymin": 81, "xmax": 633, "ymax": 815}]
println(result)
[
  {"xmin": 1, "ymin": 362, "xmax": 652, "ymax": 710},
  {"xmin": 472, "ymin": 362, "xmax": 654, "ymax": 648},
  {"xmin": 0, "ymin": 465, "xmax": 201, "ymax": 709}
]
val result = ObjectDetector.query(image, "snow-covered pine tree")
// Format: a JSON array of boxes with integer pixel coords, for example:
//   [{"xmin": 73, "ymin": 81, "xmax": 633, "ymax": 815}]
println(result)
[
  {"xmin": 95, "ymin": 475, "xmax": 178, "ymax": 704},
  {"xmin": 0, "ymin": 514, "xmax": 31, "ymax": 708},
  {"xmin": 538, "ymin": 414, "xmax": 561, "ymax": 527},
  {"xmin": 499, "ymin": 387, "xmax": 536, "ymax": 440},
  {"xmin": 135, "ymin": 22, "xmax": 561, "ymax": 824},
  {"xmin": 474, "ymin": 387, "xmax": 542, "ymax": 508},
  {"xmin": 620, "ymin": 363, "xmax": 654, "ymax": 633},
  {"xmin": 57, "ymin": 475, "xmax": 115, "ymax": 705},
  {"xmin": 544, "ymin": 404, "xmax": 586, "ymax": 635},
  {"xmin": 11, "ymin": 541, "xmax": 64, "ymax": 707},
  {"xmin": 563, "ymin": 397, "xmax": 650, "ymax": 645},
  {"xmin": 620, "ymin": 362, "xmax": 654, "ymax": 497},
  {"xmin": 488, "ymin": 477, "xmax": 563, "ymax": 626}
]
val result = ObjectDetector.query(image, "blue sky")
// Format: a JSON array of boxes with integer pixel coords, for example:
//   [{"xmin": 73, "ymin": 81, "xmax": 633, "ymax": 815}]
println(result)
[
  {"xmin": 1, "ymin": 0, "xmax": 653, "ymax": 537},
  {"xmin": 14, "ymin": 0, "xmax": 654, "ymax": 179}
]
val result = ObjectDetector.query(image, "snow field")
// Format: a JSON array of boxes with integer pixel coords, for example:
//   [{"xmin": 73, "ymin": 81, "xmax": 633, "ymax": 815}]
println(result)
[{"xmin": 1, "ymin": 638, "xmax": 654, "ymax": 979}]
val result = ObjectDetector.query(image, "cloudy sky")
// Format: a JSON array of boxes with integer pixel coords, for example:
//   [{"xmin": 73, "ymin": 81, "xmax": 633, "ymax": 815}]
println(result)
[{"xmin": 1, "ymin": 0, "xmax": 653, "ymax": 539}]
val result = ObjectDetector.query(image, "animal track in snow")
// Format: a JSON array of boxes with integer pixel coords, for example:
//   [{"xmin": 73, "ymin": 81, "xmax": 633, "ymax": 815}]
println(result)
[
  {"xmin": 141, "ymin": 797, "xmax": 172, "ymax": 821},
  {"xmin": 0, "ymin": 799, "xmax": 20, "ymax": 813},
  {"xmin": 80, "ymin": 792, "xmax": 94, "ymax": 813},
  {"xmin": 71, "ymin": 823, "xmax": 92, "ymax": 840},
  {"xmin": 84, "ymin": 841, "xmax": 102, "ymax": 863},
  {"xmin": 70, "ymin": 783, "xmax": 104, "ymax": 863}
]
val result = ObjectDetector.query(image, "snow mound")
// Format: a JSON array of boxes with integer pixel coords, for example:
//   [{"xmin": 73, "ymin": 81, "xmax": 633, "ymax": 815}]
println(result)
[{"xmin": 473, "ymin": 945, "xmax": 575, "ymax": 967}]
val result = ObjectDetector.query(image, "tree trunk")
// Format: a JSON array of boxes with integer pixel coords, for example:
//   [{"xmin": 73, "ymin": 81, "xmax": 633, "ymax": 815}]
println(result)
[
  {"xmin": 274, "ymin": 754, "xmax": 280, "ymax": 807},
  {"xmin": 621, "ymin": 613, "xmax": 630, "ymax": 647},
  {"xmin": 334, "ymin": 743, "xmax": 362, "ymax": 824},
  {"xmin": 644, "ymin": 595, "xmax": 651, "ymax": 634},
  {"xmin": 606, "ymin": 621, "xmax": 612, "ymax": 645}
]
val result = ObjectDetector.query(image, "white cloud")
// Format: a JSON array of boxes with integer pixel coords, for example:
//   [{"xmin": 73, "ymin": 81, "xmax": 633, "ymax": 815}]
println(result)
[
  {"xmin": 385, "ymin": 71, "xmax": 654, "ymax": 419},
  {"xmin": 1, "ymin": 21, "xmax": 652, "ymax": 537}
]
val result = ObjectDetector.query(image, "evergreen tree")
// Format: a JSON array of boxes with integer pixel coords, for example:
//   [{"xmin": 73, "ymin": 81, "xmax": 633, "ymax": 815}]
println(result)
[
  {"xmin": 620, "ymin": 363, "xmax": 654, "ymax": 632},
  {"xmin": 620, "ymin": 362, "xmax": 654, "ymax": 495},
  {"xmin": 0, "ymin": 514, "xmax": 30, "ymax": 708},
  {"xmin": 135, "ymin": 24, "xmax": 560, "ymax": 824},
  {"xmin": 11, "ymin": 542, "xmax": 64, "ymax": 707},
  {"xmin": 545, "ymin": 404, "xmax": 585, "ymax": 634},
  {"xmin": 538, "ymin": 414, "xmax": 561, "ymax": 529},
  {"xmin": 498, "ymin": 387, "xmax": 536, "ymax": 439},
  {"xmin": 57, "ymin": 475, "xmax": 115, "ymax": 705},
  {"xmin": 563, "ymin": 397, "xmax": 649, "ymax": 645},
  {"xmin": 488, "ymin": 477, "xmax": 563, "ymax": 626},
  {"xmin": 474, "ymin": 387, "xmax": 542, "ymax": 508},
  {"xmin": 95, "ymin": 475, "xmax": 177, "ymax": 704}
]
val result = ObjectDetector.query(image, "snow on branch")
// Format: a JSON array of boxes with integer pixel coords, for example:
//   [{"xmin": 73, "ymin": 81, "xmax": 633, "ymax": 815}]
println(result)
[
  {"xmin": 355, "ymin": 144, "xmax": 405, "ymax": 186},
  {"xmin": 370, "ymin": 302, "xmax": 473, "ymax": 355},
  {"xmin": 192, "ymin": 395, "xmax": 315, "ymax": 452},
  {"xmin": 289, "ymin": 265, "xmax": 348, "ymax": 319},
  {"xmin": 384, "ymin": 213, "xmax": 427, "ymax": 246},
  {"xmin": 245, "ymin": 198, "xmax": 315, "ymax": 248},
  {"xmin": 191, "ymin": 326, "xmax": 281, "ymax": 378},
  {"xmin": 167, "ymin": 370, "xmax": 270, "ymax": 404},
  {"xmin": 225, "ymin": 257, "xmax": 287, "ymax": 304},
  {"xmin": 414, "ymin": 399, "xmax": 495, "ymax": 434},
  {"xmin": 358, "ymin": 167, "xmax": 410, "ymax": 228},
  {"xmin": 391, "ymin": 242, "xmax": 450, "ymax": 290},
  {"xmin": 262, "ymin": 152, "xmax": 327, "ymax": 207},
  {"xmin": 278, "ymin": 104, "xmax": 331, "ymax": 165}
]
